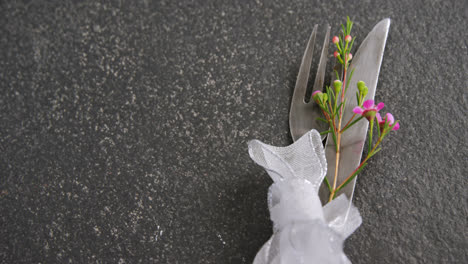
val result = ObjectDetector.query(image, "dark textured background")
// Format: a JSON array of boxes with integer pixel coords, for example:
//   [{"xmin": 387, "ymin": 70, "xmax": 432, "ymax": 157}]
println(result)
[{"xmin": 1, "ymin": 0, "xmax": 467, "ymax": 263}]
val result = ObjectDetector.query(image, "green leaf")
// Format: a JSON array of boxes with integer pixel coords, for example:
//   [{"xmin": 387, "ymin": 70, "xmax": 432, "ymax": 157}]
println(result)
[
  {"xmin": 329, "ymin": 86, "xmax": 336, "ymax": 102},
  {"xmin": 324, "ymin": 177, "xmax": 332, "ymax": 192},
  {"xmin": 326, "ymin": 87, "xmax": 333, "ymax": 110},
  {"xmin": 326, "ymin": 86, "xmax": 335, "ymax": 110},
  {"xmin": 335, "ymin": 163, "xmax": 368, "ymax": 193},
  {"xmin": 335, "ymin": 102, "xmax": 344, "ymax": 115},
  {"xmin": 345, "ymin": 68, "xmax": 355, "ymax": 94},
  {"xmin": 380, "ymin": 131, "xmax": 388, "ymax": 141},
  {"xmin": 356, "ymin": 92, "xmax": 359, "ymax": 105},
  {"xmin": 341, "ymin": 116, "xmax": 364, "ymax": 133},
  {"xmin": 332, "ymin": 99, "xmax": 337, "ymax": 114},
  {"xmin": 320, "ymin": 130, "xmax": 332, "ymax": 135},
  {"xmin": 336, "ymin": 99, "xmax": 346, "ymax": 116},
  {"xmin": 328, "ymin": 86, "xmax": 337, "ymax": 112},
  {"xmin": 330, "ymin": 90, "xmax": 338, "ymax": 114},
  {"xmin": 349, "ymin": 37, "xmax": 356, "ymax": 51},
  {"xmin": 368, "ymin": 119, "xmax": 374, "ymax": 154},
  {"xmin": 336, "ymin": 44, "xmax": 342, "ymax": 53},
  {"xmin": 334, "ymin": 69, "xmax": 340, "ymax": 80},
  {"xmin": 376, "ymin": 117, "xmax": 381, "ymax": 138},
  {"xmin": 341, "ymin": 24, "xmax": 346, "ymax": 35},
  {"xmin": 316, "ymin": 117, "xmax": 328, "ymax": 123},
  {"xmin": 319, "ymin": 103, "xmax": 329, "ymax": 114},
  {"xmin": 337, "ymin": 56, "xmax": 344, "ymax": 65},
  {"xmin": 368, "ymin": 147, "xmax": 382, "ymax": 159},
  {"xmin": 329, "ymin": 122, "xmax": 338, "ymax": 152},
  {"xmin": 332, "ymin": 132, "xmax": 338, "ymax": 152},
  {"xmin": 348, "ymin": 17, "xmax": 352, "ymax": 33}
]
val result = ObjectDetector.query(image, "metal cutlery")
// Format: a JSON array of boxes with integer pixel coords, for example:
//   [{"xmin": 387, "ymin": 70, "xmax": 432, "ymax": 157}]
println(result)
[
  {"xmin": 288, "ymin": 19, "xmax": 391, "ymax": 205},
  {"xmin": 320, "ymin": 18, "xmax": 391, "ymax": 203},
  {"xmin": 289, "ymin": 25, "xmax": 331, "ymax": 142}
]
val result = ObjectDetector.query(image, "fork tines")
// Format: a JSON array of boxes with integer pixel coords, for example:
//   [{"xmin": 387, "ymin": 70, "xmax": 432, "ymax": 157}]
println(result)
[{"xmin": 289, "ymin": 25, "xmax": 331, "ymax": 141}]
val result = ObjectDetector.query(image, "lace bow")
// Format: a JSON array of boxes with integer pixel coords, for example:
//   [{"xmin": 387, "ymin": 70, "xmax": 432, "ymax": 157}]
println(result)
[{"xmin": 248, "ymin": 130, "xmax": 362, "ymax": 264}]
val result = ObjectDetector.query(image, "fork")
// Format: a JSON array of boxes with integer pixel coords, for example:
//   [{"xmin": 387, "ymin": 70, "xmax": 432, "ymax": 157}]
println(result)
[{"xmin": 289, "ymin": 25, "xmax": 331, "ymax": 141}]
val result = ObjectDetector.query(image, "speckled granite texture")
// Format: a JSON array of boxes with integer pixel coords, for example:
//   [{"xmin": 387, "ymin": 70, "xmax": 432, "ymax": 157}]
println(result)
[{"xmin": 0, "ymin": 0, "xmax": 467, "ymax": 263}]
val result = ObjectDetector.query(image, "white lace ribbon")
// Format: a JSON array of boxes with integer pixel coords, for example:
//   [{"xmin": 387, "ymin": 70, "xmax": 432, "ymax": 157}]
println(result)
[{"xmin": 248, "ymin": 130, "xmax": 362, "ymax": 264}]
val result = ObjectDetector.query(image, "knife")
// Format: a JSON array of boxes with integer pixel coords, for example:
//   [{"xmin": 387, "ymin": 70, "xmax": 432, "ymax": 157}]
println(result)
[{"xmin": 319, "ymin": 18, "xmax": 391, "ymax": 205}]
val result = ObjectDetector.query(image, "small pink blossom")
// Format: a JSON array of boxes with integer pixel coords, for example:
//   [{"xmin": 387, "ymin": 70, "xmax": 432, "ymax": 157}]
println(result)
[
  {"xmin": 312, "ymin": 90, "xmax": 321, "ymax": 97},
  {"xmin": 376, "ymin": 113, "xmax": 400, "ymax": 131},
  {"xmin": 353, "ymin": 100, "xmax": 384, "ymax": 121},
  {"xmin": 347, "ymin": 53, "xmax": 352, "ymax": 60},
  {"xmin": 332, "ymin": 36, "xmax": 339, "ymax": 44},
  {"xmin": 334, "ymin": 51, "xmax": 339, "ymax": 58},
  {"xmin": 345, "ymin": 35, "xmax": 352, "ymax": 42}
]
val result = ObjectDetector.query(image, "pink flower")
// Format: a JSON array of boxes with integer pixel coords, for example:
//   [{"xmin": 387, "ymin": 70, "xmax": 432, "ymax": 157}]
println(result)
[
  {"xmin": 353, "ymin": 100, "xmax": 384, "ymax": 121},
  {"xmin": 332, "ymin": 36, "xmax": 339, "ymax": 44},
  {"xmin": 347, "ymin": 53, "xmax": 352, "ymax": 60},
  {"xmin": 376, "ymin": 113, "xmax": 400, "ymax": 131},
  {"xmin": 333, "ymin": 51, "xmax": 339, "ymax": 58},
  {"xmin": 312, "ymin": 90, "xmax": 321, "ymax": 96},
  {"xmin": 345, "ymin": 35, "xmax": 352, "ymax": 43}
]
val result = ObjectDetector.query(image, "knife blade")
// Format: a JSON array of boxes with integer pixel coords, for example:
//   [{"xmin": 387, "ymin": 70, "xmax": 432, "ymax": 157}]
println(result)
[{"xmin": 319, "ymin": 18, "xmax": 391, "ymax": 204}]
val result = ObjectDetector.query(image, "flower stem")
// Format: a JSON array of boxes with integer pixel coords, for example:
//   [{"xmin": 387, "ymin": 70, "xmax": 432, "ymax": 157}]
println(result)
[
  {"xmin": 329, "ymin": 129, "xmax": 342, "ymax": 202},
  {"xmin": 341, "ymin": 113, "xmax": 357, "ymax": 132},
  {"xmin": 368, "ymin": 119, "xmax": 374, "ymax": 154},
  {"xmin": 335, "ymin": 136, "xmax": 383, "ymax": 193},
  {"xmin": 328, "ymin": 56, "xmax": 348, "ymax": 202}
]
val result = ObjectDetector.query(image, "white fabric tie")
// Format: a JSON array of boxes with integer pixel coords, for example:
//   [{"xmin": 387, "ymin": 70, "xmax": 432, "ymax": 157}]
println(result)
[{"xmin": 248, "ymin": 130, "xmax": 362, "ymax": 264}]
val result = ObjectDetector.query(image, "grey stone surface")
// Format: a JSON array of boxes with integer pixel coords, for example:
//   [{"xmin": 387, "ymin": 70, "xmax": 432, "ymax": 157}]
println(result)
[{"xmin": 0, "ymin": 0, "xmax": 467, "ymax": 263}]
